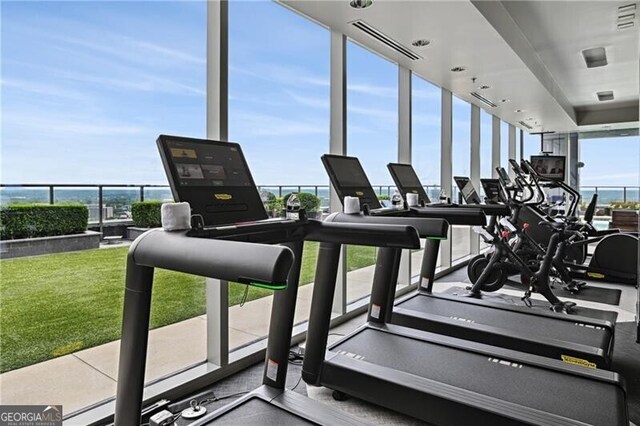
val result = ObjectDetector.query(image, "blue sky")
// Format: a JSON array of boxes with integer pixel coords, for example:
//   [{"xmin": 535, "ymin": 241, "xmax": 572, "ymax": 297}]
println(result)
[{"xmin": 2, "ymin": 0, "xmax": 638, "ymax": 187}]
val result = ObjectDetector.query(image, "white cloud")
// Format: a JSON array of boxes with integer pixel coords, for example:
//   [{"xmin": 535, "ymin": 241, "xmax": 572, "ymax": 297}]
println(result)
[{"xmin": 348, "ymin": 83, "xmax": 397, "ymax": 98}]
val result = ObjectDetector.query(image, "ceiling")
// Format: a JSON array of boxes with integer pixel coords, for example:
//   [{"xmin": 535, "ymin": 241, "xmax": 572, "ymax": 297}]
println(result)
[{"xmin": 279, "ymin": 0, "xmax": 639, "ymax": 133}]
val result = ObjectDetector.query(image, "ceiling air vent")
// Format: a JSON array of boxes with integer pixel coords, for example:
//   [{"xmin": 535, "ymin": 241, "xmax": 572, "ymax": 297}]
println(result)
[
  {"xmin": 350, "ymin": 20, "xmax": 422, "ymax": 61},
  {"xmin": 518, "ymin": 120, "xmax": 533, "ymax": 130},
  {"xmin": 582, "ymin": 47, "xmax": 607, "ymax": 68},
  {"xmin": 597, "ymin": 91, "xmax": 614, "ymax": 101},
  {"xmin": 469, "ymin": 92, "xmax": 497, "ymax": 108}
]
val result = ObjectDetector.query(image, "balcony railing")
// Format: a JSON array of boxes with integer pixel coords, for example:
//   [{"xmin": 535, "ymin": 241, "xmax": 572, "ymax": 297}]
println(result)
[{"xmin": 2, "ymin": 183, "xmax": 637, "ymax": 232}]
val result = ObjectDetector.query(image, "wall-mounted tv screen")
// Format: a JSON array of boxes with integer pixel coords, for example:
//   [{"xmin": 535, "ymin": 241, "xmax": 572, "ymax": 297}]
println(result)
[{"xmin": 529, "ymin": 155, "xmax": 566, "ymax": 181}]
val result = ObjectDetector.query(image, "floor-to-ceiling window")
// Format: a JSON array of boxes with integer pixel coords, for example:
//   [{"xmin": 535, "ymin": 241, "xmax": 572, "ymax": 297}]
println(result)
[
  {"xmin": 452, "ymin": 96, "xmax": 472, "ymax": 261},
  {"xmin": 523, "ymin": 131, "xmax": 541, "ymax": 160},
  {"xmin": 228, "ymin": 0, "xmax": 329, "ymax": 345},
  {"xmin": 345, "ymin": 40, "xmax": 398, "ymax": 304},
  {"xmin": 1, "ymin": 1, "xmax": 206, "ymax": 414},
  {"xmin": 412, "ymin": 75, "xmax": 442, "ymax": 277},
  {"xmin": 480, "ymin": 110, "xmax": 493, "ymax": 182},
  {"xmin": 501, "ymin": 120, "xmax": 510, "ymax": 171},
  {"xmin": 579, "ymin": 132, "xmax": 640, "ymax": 222}
]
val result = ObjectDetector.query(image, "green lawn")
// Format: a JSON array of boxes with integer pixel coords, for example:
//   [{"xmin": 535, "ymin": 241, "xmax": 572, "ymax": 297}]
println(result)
[{"xmin": 0, "ymin": 243, "xmax": 377, "ymax": 373}]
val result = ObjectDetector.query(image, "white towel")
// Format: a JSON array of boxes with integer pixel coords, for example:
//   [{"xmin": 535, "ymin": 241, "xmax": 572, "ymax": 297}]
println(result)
[
  {"xmin": 344, "ymin": 196, "xmax": 361, "ymax": 214},
  {"xmin": 161, "ymin": 202, "xmax": 192, "ymax": 231},
  {"xmin": 407, "ymin": 193, "xmax": 419, "ymax": 207}
]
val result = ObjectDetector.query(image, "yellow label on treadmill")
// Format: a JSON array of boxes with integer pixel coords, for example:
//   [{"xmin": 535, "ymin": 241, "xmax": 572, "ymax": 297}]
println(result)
[
  {"xmin": 561, "ymin": 355, "xmax": 597, "ymax": 369},
  {"xmin": 587, "ymin": 272, "xmax": 605, "ymax": 279},
  {"xmin": 355, "ymin": 191, "xmax": 364, "ymax": 196},
  {"xmin": 214, "ymin": 193, "xmax": 232, "ymax": 200}
]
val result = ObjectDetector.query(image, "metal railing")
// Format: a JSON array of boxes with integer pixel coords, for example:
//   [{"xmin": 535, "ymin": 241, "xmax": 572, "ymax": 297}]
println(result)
[
  {"xmin": 3, "ymin": 183, "xmax": 637, "ymax": 230},
  {"xmin": 578, "ymin": 186, "xmax": 640, "ymax": 204}
]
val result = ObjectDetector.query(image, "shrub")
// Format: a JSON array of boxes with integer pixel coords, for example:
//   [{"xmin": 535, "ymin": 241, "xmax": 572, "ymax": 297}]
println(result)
[
  {"xmin": 282, "ymin": 192, "xmax": 321, "ymax": 212},
  {"xmin": 609, "ymin": 201, "xmax": 640, "ymax": 210},
  {"xmin": 377, "ymin": 195, "xmax": 390, "ymax": 201},
  {"xmin": 0, "ymin": 204, "xmax": 88, "ymax": 240},
  {"xmin": 261, "ymin": 191, "xmax": 284, "ymax": 212},
  {"xmin": 132, "ymin": 201, "xmax": 163, "ymax": 228}
]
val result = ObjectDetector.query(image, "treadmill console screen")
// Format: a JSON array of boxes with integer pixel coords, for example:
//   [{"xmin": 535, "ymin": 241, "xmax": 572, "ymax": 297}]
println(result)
[
  {"xmin": 157, "ymin": 135, "xmax": 268, "ymax": 225},
  {"xmin": 387, "ymin": 163, "xmax": 431, "ymax": 204},
  {"xmin": 453, "ymin": 176, "xmax": 481, "ymax": 205},
  {"xmin": 481, "ymin": 179, "xmax": 503, "ymax": 204},
  {"xmin": 321, "ymin": 155, "xmax": 381, "ymax": 210},
  {"xmin": 530, "ymin": 155, "xmax": 565, "ymax": 181}
]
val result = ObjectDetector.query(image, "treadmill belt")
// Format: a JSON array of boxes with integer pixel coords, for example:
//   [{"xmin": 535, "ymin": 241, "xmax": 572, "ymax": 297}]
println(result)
[
  {"xmin": 397, "ymin": 294, "xmax": 608, "ymax": 347},
  {"xmin": 503, "ymin": 280, "xmax": 622, "ymax": 305},
  {"xmin": 442, "ymin": 286, "xmax": 618, "ymax": 323},
  {"xmin": 208, "ymin": 398, "xmax": 315, "ymax": 425},
  {"xmin": 331, "ymin": 328, "xmax": 625, "ymax": 426}
]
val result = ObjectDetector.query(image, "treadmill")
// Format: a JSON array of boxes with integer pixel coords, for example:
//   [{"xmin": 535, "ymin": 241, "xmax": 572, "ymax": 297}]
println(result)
[
  {"xmin": 113, "ymin": 135, "xmax": 422, "ymax": 426},
  {"xmin": 324, "ymin": 156, "xmax": 618, "ymax": 369},
  {"xmin": 388, "ymin": 162, "xmax": 511, "ymax": 217},
  {"xmin": 304, "ymin": 155, "xmax": 628, "ymax": 424},
  {"xmin": 302, "ymin": 219, "xmax": 629, "ymax": 425}
]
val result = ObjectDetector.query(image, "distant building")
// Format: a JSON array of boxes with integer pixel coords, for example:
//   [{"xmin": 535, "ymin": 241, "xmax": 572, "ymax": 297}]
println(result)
[{"xmin": 87, "ymin": 205, "xmax": 114, "ymax": 221}]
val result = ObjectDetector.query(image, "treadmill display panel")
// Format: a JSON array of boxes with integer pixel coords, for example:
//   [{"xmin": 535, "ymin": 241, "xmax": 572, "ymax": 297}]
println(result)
[
  {"xmin": 157, "ymin": 135, "xmax": 268, "ymax": 225},
  {"xmin": 530, "ymin": 155, "xmax": 566, "ymax": 181},
  {"xmin": 387, "ymin": 163, "xmax": 431, "ymax": 204},
  {"xmin": 481, "ymin": 179, "xmax": 503, "ymax": 204},
  {"xmin": 453, "ymin": 176, "xmax": 481, "ymax": 205},
  {"xmin": 321, "ymin": 154, "xmax": 381, "ymax": 210}
]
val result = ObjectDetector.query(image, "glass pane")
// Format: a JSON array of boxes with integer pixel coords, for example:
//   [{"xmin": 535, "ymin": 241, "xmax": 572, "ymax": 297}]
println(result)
[
  {"xmin": 0, "ymin": 1, "xmax": 206, "ymax": 414},
  {"xmin": 143, "ymin": 187, "xmax": 173, "ymax": 202},
  {"xmin": 103, "ymin": 188, "xmax": 140, "ymax": 222},
  {"xmin": 452, "ymin": 96, "xmax": 472, "ymax": 261},
  {"xmin": 228, "ymin": 0, "xmax": 329, "ymax": 345},
  {"xmin": 501, "ymin": 121, "xmax": 510, "ymax": 171},
  {"xmin": 346, "ymin": 40, "xmax": 397, "ymax": 304},
  {"xmin": 579, "ymin": 134, "xmax": 640, "ymax": 221},
  {"xmin": 1, "ymin": 187, "xmax": 50, "ymax": 205},
  {"xmin": 480, "ymin": 110, "xmax": 493, "ymax": 180},
  {"xmin": 54, "ymin": 187, "xmax": 99, "ymax": 222},
  {"xmin": 523, "ymin": 132, "xmax": 541, "ymax": 161},
  {"xmin": 412, "ymin": 75, "xmax": 442, "ymax": 278}
]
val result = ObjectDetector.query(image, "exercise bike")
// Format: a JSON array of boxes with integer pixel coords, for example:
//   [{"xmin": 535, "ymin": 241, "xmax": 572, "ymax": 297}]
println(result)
[{"xmin": 466, "ymin": 166, "xmax": 578, "ymax": 313}]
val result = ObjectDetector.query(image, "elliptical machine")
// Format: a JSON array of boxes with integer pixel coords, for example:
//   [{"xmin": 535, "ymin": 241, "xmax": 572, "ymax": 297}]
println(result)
[
  {"xmin": 519, "ymin": 158, "xmax": 638, "ymax": 285},
  {"xmin": 467, "ymin": 166, "xmax": 578, "ymax": 313}
]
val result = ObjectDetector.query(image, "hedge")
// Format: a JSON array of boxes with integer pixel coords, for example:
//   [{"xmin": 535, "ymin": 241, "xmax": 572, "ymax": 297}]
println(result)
[
  {"xmin": 282, "ymin": 192, "xmax": 321, "ymax": 212},
  {"xmin": 0, "ymin": 204, "xmax": 88, "ymax": 240},
  {"xmin": 609, "ymin": 201, "xmax": 640, "ymax": 210},
  {"xmin": 132, "ymin": 201, "xmax": 164, "ymax": 228}
]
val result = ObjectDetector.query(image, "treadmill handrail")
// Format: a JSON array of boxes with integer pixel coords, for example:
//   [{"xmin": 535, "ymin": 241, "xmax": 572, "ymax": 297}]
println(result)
[
  {"xmin": 325, "ymin": 212, "xmax": 449, "ymax": 239},
  {"xmin": 128, "ymin": 229, "xmax": 294, "ymax": 289},
  {"xmin": 305, "ymin": 220, "xmax": 421, "ymax": 248},
  {"xmin": 410, "ymin": 206, "xmax": 486, "ymax": 226}
]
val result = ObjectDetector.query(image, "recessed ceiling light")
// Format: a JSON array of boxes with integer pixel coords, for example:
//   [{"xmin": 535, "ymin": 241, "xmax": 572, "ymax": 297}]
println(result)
[
  {"xmin": 618, "ymin": 3, "xmax": 636, "ymax": 13},
  {"xmin": 450, "ymin": 66, "xmax": 466, "ymax": 72},
  {"xmin": 597, "ymin": 90, "xmax": 614, "ymax": 101},
  {"xmin": 479, "ymin": 85, "xmax": 490, "ymax": 90},
  {"xmin": 618, "ymin": 21, "xmax": 634, "ymax": 29},
  {"xmin": 349, "ymin": 0, "xmax": 373, "ymax": 9},
  {"xmin": 411, "ymin": 39, "xmax": 431, "ymax": 47},
  {"xmin": 515, "ymin": 109, "xmax": 523, "ymax": 113},
  {"xmin": 582, "ymin": 47, "xmax": 607, "ymax": 68},
  {"xmin": 500, "ymin": 99, "xmax": 510, "ymax": 103}
]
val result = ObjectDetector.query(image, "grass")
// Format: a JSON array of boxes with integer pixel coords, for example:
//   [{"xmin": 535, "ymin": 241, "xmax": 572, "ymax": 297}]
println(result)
[{"xmin": 0, "ymin": 243, "xmax": 377, "ymax": 373}]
